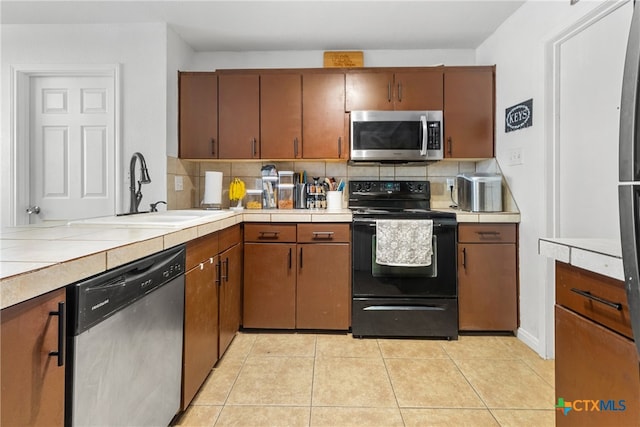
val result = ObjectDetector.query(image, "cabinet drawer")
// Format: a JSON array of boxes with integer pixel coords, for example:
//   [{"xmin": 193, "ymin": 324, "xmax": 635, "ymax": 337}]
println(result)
[
  {"xmin": 458, "ymin": 223, "xmax": 516, "ymax": 243},
  {"xmin": 297, "ymin": 223, "xmax": 350, "ymax": 243},
  {"xmin": 556, "ymin": 261, "xmax": 632, "ymax": 339},
  {"xmin": 219, "ymin": 224, "xmax": 241, "ymax": 252},
  {"xmin": 186, "ymin": 232, "xmax": 219, "ymax": 270},
  {"xmin": 244, "ymin": 223, "xmax": 297, "ymax": 242}
]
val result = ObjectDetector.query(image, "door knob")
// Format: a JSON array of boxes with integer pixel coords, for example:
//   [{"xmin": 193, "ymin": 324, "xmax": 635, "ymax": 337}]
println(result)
[{"xmin": 26, "ymin": 205, "xmax": 41, "ymax": 215}]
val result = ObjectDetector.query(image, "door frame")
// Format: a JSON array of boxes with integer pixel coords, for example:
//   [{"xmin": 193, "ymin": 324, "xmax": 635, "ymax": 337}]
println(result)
[
  {"xmin": 11, "ymin": 64, "xmax": 121, "ymax": 225},
  {"xmin": 542, "ymin": 0, "xmax": 630, "ymax": 358}
]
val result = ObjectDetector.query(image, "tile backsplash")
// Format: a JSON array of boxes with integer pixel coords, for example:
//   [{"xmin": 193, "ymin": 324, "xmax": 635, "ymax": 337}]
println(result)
[{"xmin": 167, "ymin": 157, "xmax": 481, "ymax": 210}]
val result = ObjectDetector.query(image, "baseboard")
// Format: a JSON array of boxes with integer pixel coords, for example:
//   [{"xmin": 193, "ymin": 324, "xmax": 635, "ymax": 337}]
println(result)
[{"xmin": 516, "ymin": 327, "xmax": 548, "ymax": 359}]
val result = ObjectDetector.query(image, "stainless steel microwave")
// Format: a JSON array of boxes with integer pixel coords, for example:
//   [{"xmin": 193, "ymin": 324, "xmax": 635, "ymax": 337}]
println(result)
[{"xmin": 350, "ymin": 110, "xmax": 443, "ymax": 162}]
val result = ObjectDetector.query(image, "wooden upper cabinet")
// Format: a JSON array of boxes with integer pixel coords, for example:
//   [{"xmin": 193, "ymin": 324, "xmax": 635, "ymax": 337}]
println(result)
[
  {"xmin": 179, "ymin": 72, "xmax": 218, "ymax": 159},
  {"xmin": 302, "ymin": 72, "xmax": 347, "ymax": 159},
  {"xmin": 394, "ymin": 69, "xmax": 443, "ymax": 110},
  {"xmin": 345, "ymin": 68, "xmax": 443, "ymax": 111},
  {"xmin": 346, "ymin": 71, "xmax": 394, "ymax": 111},
  {"xmin": 443, "ymin": 67, "xmax": 495, "ymax": 158},
  {"xmin": 218, "ymin": 73, "xmax": 260, "ymax": 159},
  {"xmin": 260, "ymin": 73, "xmax": 302, "ymax": 159}
]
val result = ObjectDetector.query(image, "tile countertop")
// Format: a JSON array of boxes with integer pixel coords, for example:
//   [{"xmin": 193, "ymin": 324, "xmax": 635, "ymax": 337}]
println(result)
[
  {"xmin": 538, "ymin": 237, "xmax": 624, "ymax": 281},
  {"xmin": 0, "ymin": 208, "xmax": 520, "ymax": 309}
]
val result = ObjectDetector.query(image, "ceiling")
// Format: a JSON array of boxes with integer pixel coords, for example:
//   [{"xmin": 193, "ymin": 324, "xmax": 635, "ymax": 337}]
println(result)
[{"xmin": 1, "ymin": 1, "xmax": 526, "ymax": 52}]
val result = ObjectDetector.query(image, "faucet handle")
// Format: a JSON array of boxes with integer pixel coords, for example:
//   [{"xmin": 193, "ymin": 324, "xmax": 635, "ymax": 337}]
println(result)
[{"xmin": 149, "ymin": 201, "xmax": 167, "ymax": 212}]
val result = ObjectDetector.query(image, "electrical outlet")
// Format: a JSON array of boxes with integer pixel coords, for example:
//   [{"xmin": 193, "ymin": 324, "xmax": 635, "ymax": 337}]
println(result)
[
  {"xmin": 446, "ymin": 178, "xmax": 454, "ymax": 188},
  {"xmin": 174, "ymin": 176, "xmax": 184, "ymax": 191},
  {"xmin": 507, "ymin": 148, "xmax": 524, "ymax": 166}
]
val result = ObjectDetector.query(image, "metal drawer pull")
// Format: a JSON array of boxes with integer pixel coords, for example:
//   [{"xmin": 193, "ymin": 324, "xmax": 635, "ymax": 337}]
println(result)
[
  {"xmin": 312, "ymin": 231, "xmax": 334, "ymax": 238},
  {"xmin": 462, "ymin": 247, "xmax": 467, "ymax": 269},
  {"xmin": 570, "ymin": 288, "xmax": 622, "ymax": 311},
  {"xmin": 259, "ymin": 231, "xmax": 280, "ymax": 237},
  {"xmin": 476, "ymin": 231, "xmax": 501, "ymax": 236},
  {"xmin": 49, "ymin": 301, "xmax": 65, "ymax": 367}
]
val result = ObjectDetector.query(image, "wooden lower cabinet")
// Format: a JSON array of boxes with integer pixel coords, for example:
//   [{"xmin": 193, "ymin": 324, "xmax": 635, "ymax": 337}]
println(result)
[
  {"xmin": 297, "ymin": 243, "xmax": 350, "ymax": 329},
  {"xmin": 1, "ymin": 288, "xmax": 66, "ymax": 426},
  {"xmin": 457, "ymin": 224, "xmax": 517, "ymax": 331},
  {"xmin": 182, "ymin": 255, "xmax": 219, "ymax": 410},
  {"xmin": 555, "ymin": 305, "xmax": 640, "ymax": 426},
  {"xmin": 243, "ymin": 242, "xmax": 297, "ymax": 328},
  {"xmin": 243, "ymin": 223, "xmax": 351, "ymax": 330},
  {"xmin": 219, "ymin": 242, "xmax": 243, "ymax": 356}
]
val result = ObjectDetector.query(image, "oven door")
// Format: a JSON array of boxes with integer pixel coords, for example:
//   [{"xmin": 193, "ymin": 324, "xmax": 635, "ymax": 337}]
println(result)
[{"xmin": 352, "ymin": 216, "xmax": 457, "ymax": 298}]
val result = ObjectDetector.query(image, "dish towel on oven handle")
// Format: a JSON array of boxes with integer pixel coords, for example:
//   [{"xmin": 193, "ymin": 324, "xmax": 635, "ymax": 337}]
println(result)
[{"xmin": 375, "ymin": 219, "xmax": 433, "ymax": 267}]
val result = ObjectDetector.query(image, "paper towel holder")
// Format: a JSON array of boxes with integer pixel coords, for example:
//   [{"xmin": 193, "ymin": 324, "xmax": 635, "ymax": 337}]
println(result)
[{"xmin": 202, "ymin": 171, "xmax": 223, "ymax": 210}]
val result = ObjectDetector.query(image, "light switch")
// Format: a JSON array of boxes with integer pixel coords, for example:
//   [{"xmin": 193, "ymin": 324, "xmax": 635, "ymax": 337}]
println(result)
[{"xmin": 175, "ymin": 176, "xmax": 183, "ymax": 191}]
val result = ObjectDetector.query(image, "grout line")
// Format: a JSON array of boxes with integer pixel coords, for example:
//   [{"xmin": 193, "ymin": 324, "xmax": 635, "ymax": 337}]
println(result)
[{"xmin": 376, "ymin": 338, "xmax": 407, "ymax": 427}]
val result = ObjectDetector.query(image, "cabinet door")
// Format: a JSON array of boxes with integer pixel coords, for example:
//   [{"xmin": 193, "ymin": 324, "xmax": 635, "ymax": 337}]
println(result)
[
  {"xmin": 179, "ymin": 72, "xmax": 218, "ymax": 159},
  {"xmin": 444, "ymin": 67, "xmax": 494, "ymax": 158},
  {"xmin": 243, "ymin": 243, "xmax": 296, "ymax": 329},
  {"xmin": 458, "ymin": 242, "xmax": 517, "ymax": 331},
  {"xmin": 297, "ymin": 243, "xmax": 350, "ymax": 329},
  {"xmin": 302, "ymin": 72, "xmax": 347, "ymax": 159},
  {"xmin": 219, "ymin": 243, "xmax": 243, "ymax": 357},
  {"xmin": 182, "ymin": 257, "xmax": 219, "ymax": 409},
  {"xmin": 346, "ymin": 71, "xmax": 394, "ymax": 111},
  {"xmin": 218, "ymin": 73, "xmax": 260, "ymax": 159},
  {"xmin": 394, "ymin": 69, "xmax": 443, "ymax": 111},
  {"xmin": 555, "ymin": 305, "xmax": 640, "ymax": 426},
  {"xmin": 261, "ymin": 73, "xmax": 302, "ymax": 159},
  {"xmin": 1, "ymin": 289, "xmax": 65, "ymax": 426}
]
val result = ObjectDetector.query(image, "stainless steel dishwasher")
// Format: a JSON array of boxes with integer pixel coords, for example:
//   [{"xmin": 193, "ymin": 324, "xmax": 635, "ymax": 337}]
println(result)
[{"xmin": 65, "ymin": 245, "xmax": 185, "ymax": 427}]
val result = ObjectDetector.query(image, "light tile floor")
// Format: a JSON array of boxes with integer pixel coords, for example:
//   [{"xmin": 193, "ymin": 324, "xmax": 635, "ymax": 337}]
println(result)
[{"xmin": 173, "ymin": 332, "xmax": 555, "ymax": 427}]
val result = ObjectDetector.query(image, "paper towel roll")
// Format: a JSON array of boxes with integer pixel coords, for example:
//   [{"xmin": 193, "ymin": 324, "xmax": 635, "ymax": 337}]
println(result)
[{"xmin": 203, "ymin": 171, "xmax": 223, "ymax": 205}]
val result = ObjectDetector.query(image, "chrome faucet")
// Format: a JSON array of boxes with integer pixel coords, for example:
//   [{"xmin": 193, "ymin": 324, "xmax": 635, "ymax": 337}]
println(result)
[{"xmin": 129, "ymin": 152, "xmax": 151, "ymax": 214}]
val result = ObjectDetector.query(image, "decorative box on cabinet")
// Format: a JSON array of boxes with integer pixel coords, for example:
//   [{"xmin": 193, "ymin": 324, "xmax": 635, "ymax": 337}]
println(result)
[
  {"xmin": 457, "ymin": 223, "xmax": 517, "ymax": 331},
  {"xmin": 1, "ymin": 288, "xmax": 66, "ymax": 426},
  {"xmin": 555, "ymin": 262, "xmax": 640, "ymax": 426}
]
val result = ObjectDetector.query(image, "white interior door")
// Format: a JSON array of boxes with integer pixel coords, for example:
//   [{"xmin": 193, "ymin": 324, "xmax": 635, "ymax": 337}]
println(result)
[{"xmin": 29, "ymin": 75, "xmax": 115, "ymax": 222}]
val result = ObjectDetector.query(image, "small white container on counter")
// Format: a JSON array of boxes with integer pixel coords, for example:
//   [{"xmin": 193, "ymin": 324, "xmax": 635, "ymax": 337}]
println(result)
[{"xmin": 326, "ymin": 191, "xmax": 343, "ymax": 210}]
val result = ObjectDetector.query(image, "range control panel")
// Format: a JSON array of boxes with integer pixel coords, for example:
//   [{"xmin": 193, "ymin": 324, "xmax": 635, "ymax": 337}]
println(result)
[{"xmin": 349, "ymin": 180, "xmax": 430, "ymax": 196}]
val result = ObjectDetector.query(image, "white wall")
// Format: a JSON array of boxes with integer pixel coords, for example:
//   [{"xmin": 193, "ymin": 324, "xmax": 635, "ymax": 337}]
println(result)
[
  {"xmin": 191, "ymin": 49, "xmax": 475, "ymax": 70},
  {"xmin": 167, "ymin": 27, "xmax": 195, "ymax": 158},
  {"xmin": 1, "ymin": 23, "xmax": 169, "ymax": 223},
  {"xmin": 477, "ymin": 0, "xmax": 631, "ymax": 357}
]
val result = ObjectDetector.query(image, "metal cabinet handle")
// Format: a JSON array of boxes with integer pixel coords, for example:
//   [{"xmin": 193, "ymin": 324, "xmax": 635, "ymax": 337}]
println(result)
[
  {"xmin": 312, "ymin": 231, "xmax": 334, "ymax": 239},
  {"xmin": 259, "ymin": 231, "xmax": 280, "ymax": 238},
  {"xmin": 294, "ymin": 137, "xmax": 299, "ymax": 158},
  {"xmin": 49, "ymin": 302, "xmax": 65, "ymax": 367},
  {"xmin": 299, "ymin": 247, "xmax": 303, "ymax": 269},
  {"xmin": 225, "ymin": 257, "xmax": 230, "ymax": 282},
  {"xmin": 462, "ymin": 247, "xmax": 467, "ymax": 269},
  {"xmin": 288, "ymin": 248, "xmax": 292, "ymax": 269},
  {"xmin": 447, "ymin": 137, "xmax": 453, "ymax": 156},
  {"xmin": 387, "ymin": 81, "xmax": 392, "ymax": 102},
  {"xmin": 211, "ymin": 138, "xmax": 216, "ymax": 156},
  {"xmin": 251, "ymin": 138, "xmax": 257, "ymax": 157},
  {"xmin": 398, "ymin": 82, "xmax": 403, "ymax": 102},
  {"xmin": 570, "ymin": 288, "xmax": 623, "ymax": 311},
  {"xmin": 338, "ymin": 137, "xmax": 342, "ymax": 158}
]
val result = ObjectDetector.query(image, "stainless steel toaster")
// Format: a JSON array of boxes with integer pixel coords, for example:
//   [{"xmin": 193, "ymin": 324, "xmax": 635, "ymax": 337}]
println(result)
[{"xmin": 456, "ymin": 173, "xmax": 503, "ymax": 212}]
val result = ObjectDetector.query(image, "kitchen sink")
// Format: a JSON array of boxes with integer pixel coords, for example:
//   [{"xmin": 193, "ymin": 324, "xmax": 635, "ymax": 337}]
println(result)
[{"xmin": 69, "ymin": 210, "xmax": 233, "ymax": 228}]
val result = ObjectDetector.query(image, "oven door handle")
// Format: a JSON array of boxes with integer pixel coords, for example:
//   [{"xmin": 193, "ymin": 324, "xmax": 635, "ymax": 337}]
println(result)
[
  {"xmin": 353, "ymin": 218, "xmax": 444, "ymax": 227},
  {"xmin": 420, "ymin": 115, "xmax": 428, "ymax": 156}
]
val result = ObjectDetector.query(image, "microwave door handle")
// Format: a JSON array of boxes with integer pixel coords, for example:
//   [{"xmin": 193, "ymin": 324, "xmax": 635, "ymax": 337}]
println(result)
[{"xmin": 420, "ymin": 115, "xmax": 428, "ymax": 156}]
